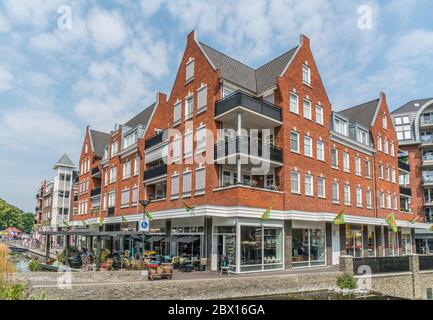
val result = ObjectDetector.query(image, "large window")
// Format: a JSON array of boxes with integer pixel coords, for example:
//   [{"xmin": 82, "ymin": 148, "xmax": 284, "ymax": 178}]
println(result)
[
  {"xmin": 394, "ymin": 116, "xmax": 411, "ymax": 140},
  {"xmin": 346, "ymin": 225, "xmax": 363, "ymax": 258},
  {"xmin": 240, "ymin": 226, "xmax": 283, "ymax": 272},
  {"xmin": 402, "ymin": 232, "xmax": 412, "ymax": 255},
  {"xmin": 292, "ymin": 228, "xmax": 326, "ymax": 267},
  {"xmin": 123, "ymin": 131, "xmax": 137, "ymax": 149},
  {"xmin": 334, "ymin": 117, "xmax": 348, "ymax": 136}
]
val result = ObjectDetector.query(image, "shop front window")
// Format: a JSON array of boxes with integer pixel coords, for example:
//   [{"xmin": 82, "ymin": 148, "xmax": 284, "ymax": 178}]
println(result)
[
  {"xmin": 214, "ymin": 226, "xmax": 237, "ymax": 272},
  {"xmin": 402, "ymin": 233, "xmax": 412, "ymax": 255},
  {"xmin": 263, "ymin": 228, "xmax": 283, "ymax": 270},
  {"xmin": 346, "ymin": 225, "xmax": 363, "ymax": 258},
  {"xmin": 292, "ymin": 228, "xmax": 326, "ymax": 268},
  {"xmin": 388, "ymin": 231, "xmax": 399, "ymax": 256},
  {"xmin": 367, "ymin": 230, "xmax": 376, "ymax": 257}
]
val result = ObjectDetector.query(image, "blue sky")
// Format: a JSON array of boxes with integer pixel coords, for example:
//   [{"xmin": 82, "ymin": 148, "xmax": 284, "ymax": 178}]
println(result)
[{"xmin": 0, "ymin": 0, "xmax": 433, "ymax": 212}]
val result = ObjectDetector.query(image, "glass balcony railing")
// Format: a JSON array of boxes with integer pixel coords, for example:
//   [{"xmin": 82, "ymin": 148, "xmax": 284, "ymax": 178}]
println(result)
[
  {"xmin": 421, "ymin": 118, "xmax": 433, "ymax": 126},
  {"xmin": 423, "ymin": 176, "xmax": 433, "ymax": 184},
  {"xmin": 421, "ymin": 136, "xmax": 433, "ymax": 144},
  {"xmin": 144, "ymin": 164, "xmax": 167, "ymax": 182},
  {"xmin": 423, "ymin": 153, "xmax": 433, "ymax": 162}
]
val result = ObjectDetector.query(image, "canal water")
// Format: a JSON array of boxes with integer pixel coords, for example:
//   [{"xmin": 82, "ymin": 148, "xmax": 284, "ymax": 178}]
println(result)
[{"xmin": 8, "ymin": 252, "xmax": 32, "ymax": 272}]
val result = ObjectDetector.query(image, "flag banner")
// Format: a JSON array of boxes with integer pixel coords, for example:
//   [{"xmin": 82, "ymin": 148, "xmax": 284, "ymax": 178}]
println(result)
[
  {"xmin": 333, "ymin": 208, "xmax": 345, "ymax": 225},
  {"xmin": 429, "ymin": 225, "xmax": 433, "ymax": 232},
  {"xmin": 121, "ymin": 215, "xmax": 128, "ymax": 223},
  {"xmin": 63, "ymin": 219, "xmax": 70, "ymax": 228},
  {"xmin": 99, "ymin": 215, "xmax": 104, "ymax": 227},
  {"xmin": 410, "ymin": 216, "xmax": 420, "ymax": 224},
  {"xmin": 81, "ymin": 220, "xmax": 88, "ymax": 227},
  {"xmin": 261, "ymin": 201, "xmax": 275, "ymax": 221},
  {"xmin": 386, "ymin": 213, "xmax": 398, "ymax": 232},
  {"xmin": 182, "ymin": 198, "xmax": 196, "ymax": 213},
  {"xmin": 144, "ymin": 211, "xmax": 153, "ymax": 221}
]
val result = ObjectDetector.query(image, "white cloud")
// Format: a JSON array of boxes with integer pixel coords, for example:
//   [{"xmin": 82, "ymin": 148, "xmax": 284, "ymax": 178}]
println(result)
[
  {"xmin": 0, "ymin": 10, "xmax": 11, "ymax": 33},
  {"xmin": 0, "ymin": 65, "xmax": 13, "ymax": 91},
  {"xmin": 27, "ymin": 71, "xmax": 54, "ymax": 88},
  {"xmin": 87, "ymin": 8, "xmax": 128, "ymax": 52},
  {"xmin": 2, "ymin": 0, "xmax": 61, "ymax": 28},
  {"xmin": 30, "ymin": 32, "xmax": 62, "ymax": 51},
  {"xmin": 140, "ymin": 0, "xmax": 165, "ymax": 17}
]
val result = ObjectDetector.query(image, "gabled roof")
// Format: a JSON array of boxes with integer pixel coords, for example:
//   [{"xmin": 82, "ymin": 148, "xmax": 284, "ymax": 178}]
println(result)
[
  {"xmin": 124, "ymin": 102, "xmax": 156, "ymax": 129},
  {"xmin": 392, "ymin": 98, "xmax": 433, "ymax": 115},
  {"xmin": 199, "ymin": 41, "xmax": 298, "ymax": 94},
  {"xmin": 54, "ymin": 154, "xmax": 75, "ymax": 168},
  {"xmin": 90, "ymin": 130, "xmax": 110, "ymax": 158},
  {"xmin": 338, "ymin": 98, "xmax": 380, "ymax": 128}
]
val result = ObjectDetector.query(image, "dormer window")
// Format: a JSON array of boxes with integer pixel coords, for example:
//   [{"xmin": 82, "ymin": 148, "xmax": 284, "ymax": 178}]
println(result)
[
  {"xmin": 382, "ymin": 114, "xmax": 388, "ymax": 129},
  {"xmin": 123, "ymin": 131, "xmax": 137, "ymax": 150},
  {"xmin": 334, "ymin": 117, "xmax": 348, "ymax": 136},
  {"xmin": 103, "ymin": 147, "xmax": 109, "ymax": 161},
  {"xmin": 302, "ymin": 64, "xmax": 311, "ymax": 85},
  {"xmin": 186, "ymin": 58, "xmax": 195, "ymax": 83},
  {"xmin": 356, "ymin": 129, "xmax": 369, "ymax": 145}
]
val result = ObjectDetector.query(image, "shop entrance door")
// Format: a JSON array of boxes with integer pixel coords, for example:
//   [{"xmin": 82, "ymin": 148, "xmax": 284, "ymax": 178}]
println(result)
[
  {"xmin": 332, "ymin": 224, "xmax": 340, "ymax": 265},
  {"xmin": 215, "ymin": 234, "xmax": 236, "ymax": 270}
]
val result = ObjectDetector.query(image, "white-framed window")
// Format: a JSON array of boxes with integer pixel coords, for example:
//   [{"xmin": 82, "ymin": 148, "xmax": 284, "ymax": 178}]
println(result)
[
  {"xmin": 184, "ymin": 131, "xmax": 193, "ymax": 158},
  {"xmin": 395, "ymin": 116, "xmax": 411, "ymax": 140},
  {"xmin": 104, "ymin": 170, "xmax": 109, "ymax": 186},
  {"xmin": 131, "ymin": 187, "xmax": 138, "ymax": 205},
  {"xmin": 304, "ymin": 136, "xmax": 313, "ymax": 157},
  {"xmin": 197, "ymin": 86, "xmax": 207, "ymax": 112},
  {"xmin": 332, "ymin": 182, "xmax": 339, "ymax": 204},
  {"xmin": 356, "ymin": 187, "xmax": 362, "ymax": 207},
  {"xmin": 291, "ymin": 171, "xmax": 300, "ymax": 194},
  {"xmin": 108, "ymin": 191, "xmax": 116, "ymax": 208},
  {"xmin": 315, "ymin": 105, "xmax": 323, "ymax": 125},
  {"xmin": 379, "ymin": 164, "xmax": 384, "ymax": 179},
  {"xmin": 110, "ymin": 141, "xmax": 118, "ymax": 157},
  {"xmin": 380, "ymin": 192, "xmax": 385, "ymax": 208},
  {"xmin": 174, "ymin": 101, "xmax": 182, "ymax": 125},
  {"xmin": 384, "ymin": 139, "xmax": 389, "ymax": 154},
  {"xmin": 357, "ymin": 129, "xmax": 368, "ymax": 145},
  {"xmin": 123, "ymin": 161, "xmax": 131, "ymax": 180},
  {"xmin": 393, "ymin": 194, "xmax": 398, "ymax": 210},
  {"xmin": 182, "ymin": 171, "xmax": 192, "ymax": 197},
  {"xmin": 123, "ymin": 131, "xmax": 137, "ymax": 149},
  {"xmin": 385, "ymin": 165, "xmax": 390, "ymax": 181},
  {"xmin": 382, "ymin": 114, "xmax": 388, "ymax": 129},
  {"xmin": 290, "ymin": 131, "xmax": 300, "ymax": 153},
  {"xmin": 186, "ymin": 59, "xmax": 195, "ymax": 82},
  {"xmin": 171, "ymin": 175, "xmax": 179, "ymax": 198},
  {"xmin": 392, "ymin": 168, "xmax": 396, "ymax": 183},
  {"xmin": 343, "ymin": 152, "xmax": 350, "ymax": 172},
  {"xmin": 365, "ymin": 159, "xmax": 371, "ymax": 178},
  {"xmin": 303, "ymin": 99, "xmax": 312, "ymax": 120},
  {"xmin": 103, "ymin": 147, "xmax": 109, "ymax": 161},
  {"xmin": 121, "ymin": 189, "xmax": 130, "ymax": 207},
  {"xmin": 109, "ymin": 166, "xmax": 117, "ymax": 183},
  {"xmin": 316, "ymin": 140, "xmax": 324, "ymax": 161},
  {"xmin": 331, "ymin": 148, "xmax": 338, "ymax": 168},
  {"xmin": 185, "ymin": 95, "xmax": 194, "ymax": 119},
  {"xmin": 390, "ymin": 142, "xmax": 395, "ymax": 157},
  {"xmin": 172, "ymin": 137, "xmax": 181, "ymax": 162},
  {"xmin": 366, "ymin": 189, "xmax": 372, "ymax": 209},
  {"xmin": 195, "ymin": 168, "xmax": 205, "ymax": 195},
  {"xmin": 134, "ymin": 156, "xmax": 140, "ymax": 176},
  {"xmin": 289, "ymin": 92, "xmax": 299, "ymax": 114},
  {"xmin": 334, "ymin": 117, "xmax": 348, "ymax": 136},
  {"xmin": 305, "ymin": 174, "xmax": 313, "ymax": 196},
  {"xmin": 317, "ymin": 177, "xmax": 325, "ymax": 198},
  {"xmin": 377, "ymin": 136, "xmax": 382, "ymax": 151},
  {"xmin": 355, "ymin": 157, "xmax": 361, "ymax": 176},
  {"xmin": 103, "ymin": 194, "xmax": 107, "ymax": 211},
  {"xmin": 387, "ymin": 193, "xmax": 392, "ymax": 209},
  {"xmin": 344, "ymin": 184, "xmax": 351, "ymax": 205},
  {"xmin": 196, "ymin": 126, "xmax": 206, "ymax": 152},
  {"xmin": 302, "ymin": 64, "xmax": 311, "ymax": 85}
]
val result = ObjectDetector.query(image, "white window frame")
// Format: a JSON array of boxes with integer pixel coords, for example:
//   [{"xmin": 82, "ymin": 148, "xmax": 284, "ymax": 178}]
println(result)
[
  {"xmin": 291, "ymin": 171, "xmax": 301, "ymax": 194},
  {"xmin": 317, "ymin": 177, "xmax": 325, "ymax": 198},
  {"xmin": 195, "ymin": 168, "xmax": 205, "ymax": 195},
  {"xmin": 302, "ymin": 64, "xmax": 311, "ymax": 85},
  {"xmin": 197, "ymin": 85, "xmax": 207, "ymax": 113},
  {"xmin": 303, "ymin": 99, "xmax": 312, "ymax": 120},
  {"xmin": 344, "ymin": 184, "xmax": 351, "ymax": 206},
  {"xmin": 289, "ymin": 92, "xmax": 299, "ymax": 114},
  {"xmin": 316, "ymin": 140, "xmax": 324, "ymax": 161},
  {"xmin": 331, "ymin": 148, "xmax": 339, "ymax": 168},
  {"xmin": 343, "ymin": 152, "xmax": 350, "ymax": 172},
  {"xmin": 185, "ymin": 95, "xmax": 194, "ymax": 120},
  {"xmin": 304, "ymin": 135, "xmax": 313, "ymax": 157},
  {"xmin": 315, "ymin": 105, "xmax": 323, "ymax": 125},
  {"xmin": 356, "ymin": 187, "xmax": 362, "ymax": 208},
  {"xmin": 290, "ymin": 131, "xmax": 300, "ymax": 153},
  {"xmin": 185, "ymin": 59, "xmax": 195, "ymax": 82},
  {"xmin": 171, "ymin": 174, "xmax": 180, "ymax": 199},
  {"xmin": 182, "ymin": 171, "xmax": 192, "ymax": 198},
  {"xmin": 332, "ymin": 182, "xmax": 339, "ymax": 204},
  {"xmin": 173, "ymin": 101, "xmax": 182, "ymax": 126},
  {"xmin": 355, "ymin": 157, "xmax": 361, "ymax": 176},
  {"xmin": 305, "ymin": 174, "xmax": 314, "ymax": 196}
]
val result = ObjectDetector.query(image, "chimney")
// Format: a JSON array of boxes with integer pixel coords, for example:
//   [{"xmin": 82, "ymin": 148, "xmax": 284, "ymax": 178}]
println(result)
[{"xmin": 300, "ymin": 34, "xmax": 310, "ymax": 48}]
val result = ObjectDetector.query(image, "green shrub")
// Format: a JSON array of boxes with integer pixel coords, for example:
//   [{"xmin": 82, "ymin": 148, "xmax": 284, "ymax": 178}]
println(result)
[
  {"xmin": 337, "ymin": 273, "xmax": 358, "ymax": 290},
  {"xmin": 0, "ymin": 281, "xmax": 30, "ymax": 300},
  {"xmin": 28, "ymin": 259, "xmax": 42, "ymax": 272}
]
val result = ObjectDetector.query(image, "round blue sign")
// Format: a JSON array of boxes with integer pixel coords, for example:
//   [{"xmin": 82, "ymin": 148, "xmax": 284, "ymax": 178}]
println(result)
[{"xmin": 141, "ymin": 220, "xmax": 149, "ymax": 229}]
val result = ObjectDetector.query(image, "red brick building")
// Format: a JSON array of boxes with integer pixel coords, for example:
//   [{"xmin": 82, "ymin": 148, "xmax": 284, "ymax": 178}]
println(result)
[{"xmin": 67, "ymin": 31, "xmax": 426, "ymax": 273}]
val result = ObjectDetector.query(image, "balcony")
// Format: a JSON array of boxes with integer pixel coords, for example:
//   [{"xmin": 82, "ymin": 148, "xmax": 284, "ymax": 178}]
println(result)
[
  {"xmin": 423, "ymin": 176, "xmax": 433, "ymax": 186},
  {"xmin": 399, "ymin": 186, "xmax": 412, "ymax": 197},
  {"xmin": 90, "ymin": 187, "xmax": 101, "ymax": 197},
  {"xmin": 398, "ymin": 160, "xmax": 410, "ymax": 172},
  {"xmin": 92, "ymin": 167, "xmax": 101, "ymax": 178},
  {"xmin": 145, "ymin": 131, "xmax": 165, "ymax": 149},
  {"xmin": 420, "ymin": 118, "xmax": 433, "ymax": 128},
  {"xmin": 215, "ymin": 91, "xmax": 282, "ymax": 127},
  {"xmin": 108, "ymin": 207, "xmax": 115, "ymax": 217},
  {"xmin": 214, "ymin": 137, "xmax": 283, "ymax": 164},
  {"xmin": 144, "ymin": 164, "xmax": 167, "ymax": 182},
  {"xmin": 422, "ymin": 153, "xmax": 433, "ymax": 167},
  {"xmin": 35, "ymin": 207, "xmax": 42, "ymax": 212},
  {"xmin": 421, "ymin": 135, "xmax": 433, "ymax": 146}
]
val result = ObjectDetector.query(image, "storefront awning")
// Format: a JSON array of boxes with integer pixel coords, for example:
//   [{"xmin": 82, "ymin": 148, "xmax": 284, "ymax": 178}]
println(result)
[
  {"xmin": 148, "ymin": 235, "xmax": 165, "ymax": 242},
  {"xmin": 178, "ymin": 236, "xmax": 200, "ymax": 243}
]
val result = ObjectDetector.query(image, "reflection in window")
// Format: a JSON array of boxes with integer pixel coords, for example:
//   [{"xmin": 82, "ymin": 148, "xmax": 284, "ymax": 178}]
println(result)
[{"xmin": 292, "ymin": 228, "xmax": 326, "ymax": 268}]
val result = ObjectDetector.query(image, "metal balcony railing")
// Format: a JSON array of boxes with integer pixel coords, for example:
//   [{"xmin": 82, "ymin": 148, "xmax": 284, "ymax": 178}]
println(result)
[
  {"xmin": 215, "ymin": 91, "xmax": 282, "ymax": 122},
  {"xmin": 144, "ymin": 164, "xmax": 167, "ymax": 182},
  {"xmin": 398, "ymin": 160, "xmax": 410, "ymax": 172},
  {"xmin": 90, "ymin": 187, "xmax": 101, "ymax": 197},
  {"xmin": 399, "ymin": 186, "xmax": 412, "ymax": 197},
  {"xmin": 214, "ymin": 137, "xmax": 283, "ymax": 163},
  {"xmin": 145, "ymin": 131, "xmax": 165, "ymax": 149},
  {"xmin": 92, "ymin": 167, "xmax": 100, "ymax": 176},
  {"xmin": 423, "ymin": 176, "xmax": 433, "ymax": 184},
  {"xmin": 421, "ymin": 136, "xmax": 433, "ymax": 144},
  {"xmin": 421, "ymin": 118, "xmax": 433, "ymax": 126}
]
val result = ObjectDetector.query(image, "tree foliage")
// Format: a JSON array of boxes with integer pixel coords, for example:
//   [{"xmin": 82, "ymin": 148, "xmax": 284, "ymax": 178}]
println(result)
[{"xmin": 0, "ymin": 199, "xmax": 35, "ymax": 233}]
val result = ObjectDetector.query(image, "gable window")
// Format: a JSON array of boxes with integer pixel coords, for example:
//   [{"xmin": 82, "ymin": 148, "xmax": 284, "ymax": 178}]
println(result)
[
  {"xmin": 185, "ymin": 95, "xmax": 194, "ymax": 120},
  {"xmin": 291, "ymin": 171, "xmax": 300, "ymax": 194},
  {"xmin": 316, "ymin": 140, "xmax": 324, "ymax": 161},
  {"xmin": 123, "ymin": 131, "xmax": 137, "ymax": 149},
  {"xmin": 174, "ymin": 101, "xmax": 182, "ymax": 125},
  {"xmin": 186, "ymin": 59, "xmax": 195, "ymax": 82},
  {"xmin": 331, "ymin": 148, "xmax": 338, "ymax": 168},
  {"xmin": 302, "ymin": 64, "xmax": 311, "ymax": 85},
  {"xmin": 303, "ymin": 99, "xmax": 312, "ymax": 120},
  {"xmin": 197, "ymin": 86, "xmax": 207, "ymax": 113},
  {"xmin": 316, "ymin": 105, "xmax": 323, "ymax": 125},
  {"xmin": 304, "ymin": 136, "xmax": 313, "ymax": 157},
  {"xmin": 382, "ymin": 114, "xmax": 388, "ymax": 129},
  {"xmin": 290, "ymin": 93, "xmax": 299, "ymax": 114},
  {"xmin": 290, "ymin": 131, "xmax": 300, "ymax": 153}
]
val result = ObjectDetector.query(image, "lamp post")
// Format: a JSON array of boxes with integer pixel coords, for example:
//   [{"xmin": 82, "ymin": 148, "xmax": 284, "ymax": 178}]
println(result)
[{"xmin": 139, "ymin": 199, "xmax": 151, "ymax": 257}]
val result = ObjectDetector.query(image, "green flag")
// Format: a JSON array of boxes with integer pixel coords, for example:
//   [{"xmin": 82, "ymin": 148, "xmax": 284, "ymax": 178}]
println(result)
[
  {"xmin": 81, "ymin": 220, "xmax": 88, "ymax": 227},
  {"xmin": 409, "ymin": 216, "xmax": 420, "ymax": 224},
  {"xmin": 62, "ymin": 219, "xmax": 70, "ymax": 228},
  {"xmin": 121, "ymin": 215, "xmax": 128, "ymax": 223},
  {"xmin": 333, "ymin": 208, "xmax": 345, "ymax": 225},
  {"xmin": 386, "ymin": 213, "xmax": 398, "ymax": 232},
  {"xmin": 144, "ymin": 211, "xmax": 153, "ymax": 221},
  {"xmin": 99, "ymin": 214, "xmax": 104, "ymax": 227},
  {"xmin": 182, "ymin": 198, "xmax": 196, "ymax": 213},
  {"xmin": 260, "ymin": 201, "xmax": 275, "ymax": 221}
]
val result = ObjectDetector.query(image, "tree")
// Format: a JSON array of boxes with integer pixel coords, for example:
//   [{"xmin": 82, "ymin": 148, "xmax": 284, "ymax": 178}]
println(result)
[{"xmin": 0, "ymin": 199, "xmax": 35, "ymax": 233}]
